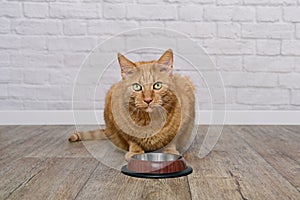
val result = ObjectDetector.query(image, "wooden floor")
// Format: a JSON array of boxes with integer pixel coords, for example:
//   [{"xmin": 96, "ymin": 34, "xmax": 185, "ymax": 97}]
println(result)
[{"xmin": 0, "ymin": 125, "xmax": 299, "ymax": 200}]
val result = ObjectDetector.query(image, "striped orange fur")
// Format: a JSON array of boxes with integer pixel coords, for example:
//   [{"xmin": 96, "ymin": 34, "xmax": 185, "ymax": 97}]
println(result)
[{"xmin": 69, "ymin": 49, "xmax": 195, "ymax": 160}]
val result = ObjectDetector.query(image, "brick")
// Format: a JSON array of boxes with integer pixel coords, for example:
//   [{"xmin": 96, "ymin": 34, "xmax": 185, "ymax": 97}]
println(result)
[
  {"xmin": 103, "ymin": 0, "xmax": 131, "ymax": 2},
  {"xmin": 23, "ymin": 3, "xmax": 49, "ymax": 18},
  {"xmin": 243, "ymin": 0, "xmax": 269, "ymax": 5},
  {"xmin": 278, "ymin": 105, "xmax": 300, "ymax": 109},
  {"xmin": 205, "ymin": 6, "xmax": 254, "ymax": 22},
  {"xmin": 96, "ymin": 37, "xmax": 125, "ymax": 52},
  {"xmin": 217, "ymin": 23, "xmax": 240, "ymax": 39},
  {"xmin": 71, "ymin": 85, "xmax": 95, "ymax": 101},
  {"xmin": 24, "ymin": 101, "xmax": 48, "ymax": 110},
  {"xmin": 0, "ymin": 68, "xmax": 23, "ymax": 83},
  {"xmin": 291, "ymin": 90, "xmax": 300, "ymax": 105},
  {"xmin": 140, "ymin": 21, "xmax": 165, "ymax": 28},
  {"xmin": 196, "ymin": 87, "xmax": 236, "ymax": 104},
  {"xmin": 165, "ymin": 22, "xmax": 216, "ymax": 38},
  {"xmin": 0, "ymin": 36, "xmax": 20, "ymax": 49},
  {"xmin": 127, "ymin": 4, "xmax": 177, "ymax": 20},
  {"xmin": 103, "ymin": 3, "xmax": 126, "ymax": 19},
  {"xmin": 10, "ymin": 53, "xmax": 63, "ymax": 68},
  {"xmin": 49, "ymin": 69, "xmax": 76, "ymax": 85},
  {"xmin": 0, "ymin": 18, "xmax": 10, "ymax": 34},
  {"xmin": 48, "ymin": 37, "xmax": 96, "ymax": 52},
  {"xmin": 9, "ymin": 85, "xmax": 37, "ymax": 100},
  {"xmin": 282, "ymin": 40, "xmax": 300, "ymax": 55},
  {"xmin": 12, "ymin": 20, "xmax": 62, "ymax": 35},
  {"xmin": 139, "ymin": 21, "xmax": 165, "ymax": 36},
  {"xmin": 279, "ymin": 73, "xmax": 300, "ymax": 88},
  {"xmin": 0, "ymin": 2, "xmax": 22, "ymax": 18},
  {"xmin": 7, "ymin": 0, "xmax": 55, "ymax": 1},
  {"xmin": 203, "ymin": 39, "xmax": 254, "ymax": 55},
  {"xmin": 178, "ymin": 5, "xmax": 203, "ymax": 21},
  {"xmin": 204, "ymin": 6, "xmax": 254, "ymax": 22},
  {"xmin": 283, "ymin": 7, "xmax": 300, "ymax": 22},
  {"xmin": 50, "ymin": 3, "xmax": 101, "ymax": 19},
  {"xmin": 47, "ymin": 101, "xmax": 72, "ymax": 110},
  {"xmin": 216, "ymin": 56, "xmax": 243, "ymax": 71},
  {"xmin": 244, "ymin": 56, "xmax": 294, "ymax": 72},
  {"xmin": 269, "ymin": 0, "xmax": 297, "ymax": 5},
  {"xmin": 170, "ymin": 50, "xmax": 214, "ymax": 70},
  {"xmin": 295, "ymin": 57, "xmax": 300, "ymax": 72},
  {"xmin": 296, "ymin": 24, "xmax": 300, "ymax": 39},
  {"xmin": 190, "ymin": 0, "xmax": 214, "ymax": 3},
  {"xmin": 63, "ymin": 53, "xmax": 87, "ymax": 68},
  {"xmin": 63, "ymin": 20, "xmax": 86, "ymax": 36},
  {"xmin": 71, "ymin": 100, "xmax": 95, "ymax": 110},
  {"xmin": 256, "ymin": 7, "xmax": 281, "ymax": 22},
  {"xmin": 232, "ymin": 6, "xmax": 255, "ymax": 21},
  {"xmin": 256, "ymin": 40, "xmax": 281, "ymax": 55},
  {"xmin": 237, "ymin": 88, "xmax": 289, "ymax": 105},
  {"xmin": 24, "ymin": 70, "xmax": 49, "ymax": 85},
  {"xmin": 204, "ymin": 6, "xmax": 233, "ymax": 21},
  {"xmin": 88, "ymin": 20, "xmax": 138, "ymax": 35},
  {"xmin": 34, "ymin": 85, "xmax": 72, "ymax": 100},
  {"xmin": 136, "ymin": 0, "xmax": 164, "ymax": 3},
  {"xmin": 0, "ymin": 84, "xmax": 8, "ymax": 98},
  {"xmin": 0, "ymin": 52, "xmax": 10, "ymax": 65},
  {"xmin": 242, "ymin": 24, "xmax": 293, "ymax": 39},
  {"xmin": 222, "ymin": 72, "xmax": 278, "ymax": 87},
  {"xmin": 20, "ymin": 36, "xmax": 47, "ymax": 51},
  {"xmin": 165, "ymin": 22, "xmax": 196, "ymax": 38},
  {"xmin": 217, "ymin": 0, "xmax": 241, "ymax": 5},
  {"xmin": 0, "ymin": 100, "xmax": 23, "ymax": 110},
  {"xmin": 126, "ymin": 37, "xmax": 176, "ymax": 52}
]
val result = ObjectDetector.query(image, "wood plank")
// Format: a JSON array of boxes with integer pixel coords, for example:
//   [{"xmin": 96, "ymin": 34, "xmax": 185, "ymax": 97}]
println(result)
[
  {"xmin": 0, "ymin": 125, "xmax": 19, "ymax": 134},
  {"xmin": 0, "ymin": 126, "xmax": 72, "ymax": 168},
  {"xmin": 237, "ymin": 125, "xmax": 300, "ymax": 191},
  {"xmin": 281, "ymin": 125, "xmax": 300, "ymax": 137},
  {"xmin": 26, "ymin": 125, "xmax": 93, "ymax": 158},
  {"xmin": 186, "ymin": 126, "xmax": 300, "ymax": 200},
  {"xmin": 75, "ymin": 164, "xmax": 191, "ymax": 200},
  {"xmin": 0, "ymin": 125, "xmax": 55, "ymax": 149},
  {"xmin": 0, "ymin": 125, "xmax": 44, "ymax": 150},
  {"xmin": 0, "ymin": 157, "xmax": 46, "ymax": 199},
  {"xmin": 5, "ymin": 158, "xmax": 98, "ymax": 200}
]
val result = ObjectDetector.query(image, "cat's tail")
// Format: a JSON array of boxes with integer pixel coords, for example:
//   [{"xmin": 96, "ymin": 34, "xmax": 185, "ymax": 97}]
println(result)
[{"xmin": 68, "ymin": 129, "xmax": 107, "ymax": 142}]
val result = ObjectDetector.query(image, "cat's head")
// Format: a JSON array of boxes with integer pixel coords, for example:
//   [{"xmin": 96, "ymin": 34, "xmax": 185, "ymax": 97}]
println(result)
[{"xmin": 117, "ymin": 49, "xmax": 175, "ymax": 112}]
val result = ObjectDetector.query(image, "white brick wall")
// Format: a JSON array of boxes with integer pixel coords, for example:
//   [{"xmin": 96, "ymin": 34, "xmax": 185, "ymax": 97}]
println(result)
[{"xmin": 0, "ymin": 0, "xmax": 299, "ymax": 111}]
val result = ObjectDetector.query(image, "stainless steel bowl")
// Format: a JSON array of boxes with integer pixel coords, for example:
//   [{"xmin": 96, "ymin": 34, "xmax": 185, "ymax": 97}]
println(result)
[
  {"xmin": 132, "ymin": 153, "xmax": 181, "ymax": 162},
  {"xmin": 123, "ymin": 152, "xmax": 192, "ymax": 178}
]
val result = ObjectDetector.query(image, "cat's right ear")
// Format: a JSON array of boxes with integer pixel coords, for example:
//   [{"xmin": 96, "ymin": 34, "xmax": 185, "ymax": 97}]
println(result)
[{"xmin": 118, "ymin": 53, "xmax": 136, "ymax": 79}]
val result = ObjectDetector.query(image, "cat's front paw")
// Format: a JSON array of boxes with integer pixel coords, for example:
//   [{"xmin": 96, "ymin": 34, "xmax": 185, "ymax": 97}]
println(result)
[
  {"xmin": 68, "ymin": 132, "xmax": 81, "ymax": 142},
  {"xmin": 163, "ymin": 149, "xmax": 180, "ymax": 155}
]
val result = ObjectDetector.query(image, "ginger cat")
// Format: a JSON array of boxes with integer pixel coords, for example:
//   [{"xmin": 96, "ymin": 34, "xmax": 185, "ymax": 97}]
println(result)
[{"xmin": 69, "ymin": 49, "xmax": 195, "ymax": 160}]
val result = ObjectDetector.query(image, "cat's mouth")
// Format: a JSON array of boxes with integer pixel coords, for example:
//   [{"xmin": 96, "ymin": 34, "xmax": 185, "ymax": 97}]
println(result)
[
  {"xmin": 145, "ymin": 107, "xmax": 153, "ymax": 112},
  {"xmin": 144, "ymin": 104, "xmax": 162, "ymax": 113}
]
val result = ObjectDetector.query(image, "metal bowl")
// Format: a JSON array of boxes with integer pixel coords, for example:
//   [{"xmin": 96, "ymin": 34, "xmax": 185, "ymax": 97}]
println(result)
[
  {"xmin": 132, "ymin": 153, "xmax": 182, "ymax": 162},
  {"xmin": 127, "ymin": 153, "xmax": 187, "ymax": 174}
]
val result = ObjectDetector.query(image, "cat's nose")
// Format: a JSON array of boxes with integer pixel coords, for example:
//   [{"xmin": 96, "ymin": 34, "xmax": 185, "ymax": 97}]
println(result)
[{"xmin": 143, "ymin": 98, "xmax": 153, "ymax": 105}]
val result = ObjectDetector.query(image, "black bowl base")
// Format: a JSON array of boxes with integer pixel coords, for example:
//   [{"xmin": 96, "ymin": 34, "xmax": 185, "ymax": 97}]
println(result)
[{"xmin": 121, "ymin": 165, "xmax": 193, "ymax": 179}]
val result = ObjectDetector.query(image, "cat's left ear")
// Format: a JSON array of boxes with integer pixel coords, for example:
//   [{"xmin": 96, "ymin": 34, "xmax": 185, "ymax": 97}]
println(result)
[
  {"xmin": 158, "ymin": 49, "xmax": 173, "ymax": 75},
  {"xmin": 118, "ymin": 53, "xmax": 136, "ymax": 79}
]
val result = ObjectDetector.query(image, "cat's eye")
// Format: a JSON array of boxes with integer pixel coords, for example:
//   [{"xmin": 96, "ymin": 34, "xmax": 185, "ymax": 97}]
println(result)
[
  {"xmin": 132, "ymin": 83, "xmax": 142, "ymax": 91},
  {"xmin": 153, "ymin": 82, "xmax": 162, "ymax": 90}
]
